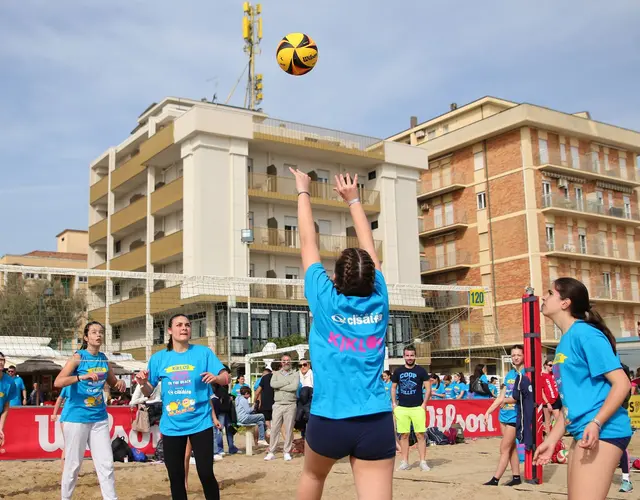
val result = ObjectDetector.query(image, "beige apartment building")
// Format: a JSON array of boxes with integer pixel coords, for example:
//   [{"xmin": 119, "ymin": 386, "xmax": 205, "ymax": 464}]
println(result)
[
  {"xmin": 389, "ymin": 97, "xmax": 640, "ymax": 372},
  {"xmin": 87, "ymin": 97, "xmax": 428, "ymax": 362}
]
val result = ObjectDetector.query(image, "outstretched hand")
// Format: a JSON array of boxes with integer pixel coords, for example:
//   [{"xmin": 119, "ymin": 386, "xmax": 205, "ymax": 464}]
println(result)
[
  {"xmin": 289, "ymin": 167, "xmax": 311, "ymax": 194},
  {"xmin": 334, "ymin": 173, "xmax": 359, "ymax": 204}
]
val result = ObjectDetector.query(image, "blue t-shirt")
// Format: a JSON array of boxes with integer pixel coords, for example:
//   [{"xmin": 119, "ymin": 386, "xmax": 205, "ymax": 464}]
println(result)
[
  {"xmin": 305, "ymin": 262, "xmax": 390, "ymax": 419},
  {"xmin": 9, "ymin": 375, "xmax": 25, "ymax": 406},
  {"xmin": 60, "ymin": 385, "xmax": 71, "ymax": 400},
  {"xmin": 231, "ymin": 383, "xmax": 250, "ymax": 397},
  {"xmin": 253, "ymin": 377, "xmax": 262, "ymax": 391},
  {"xmin": 60, "ymin": 350, "xmax": 109, "ymax": 423},
  {"xmin": 453, "ymin": 382, "xmax": 468, "ymax": 399},
  {"xmin": 443, "ymin": 383, "xmax": 455, "ymax": 399},
  {"xmin": 553, "ymin": 320, "xmax": 632, "ymax": 440},
  {"xmin": 0, "ymin": 374, "xmax": 17, "ymax": 414},
  {"xmin": 148, "ymin": 344, "xmax": 224, "ymax": 437},
  {"xmin": 431, "ymin": 382, "xmax": 445, "ymax": 398},
  {"xmin": 489, "ymin": 384, "xmax": 499, "ymax": 398},
  {"xmin": 383, "ymin": 380, "xmax": 392, "ymax": 401},
  {"xmin": 499, "ymin": 368, "xmax": 521, "ymax": 424}
]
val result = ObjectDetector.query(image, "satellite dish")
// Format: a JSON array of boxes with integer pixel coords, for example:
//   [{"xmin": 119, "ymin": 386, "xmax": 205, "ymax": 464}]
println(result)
[{"xmin": 262, "ymin": 342, "xmax": 277, "ymax": 353}]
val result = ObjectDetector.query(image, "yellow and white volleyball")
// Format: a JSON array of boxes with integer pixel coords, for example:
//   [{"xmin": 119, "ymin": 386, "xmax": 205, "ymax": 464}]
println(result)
[{"xmin": 276, "ymin": 33, "xmax": 318, "ymax": 76}]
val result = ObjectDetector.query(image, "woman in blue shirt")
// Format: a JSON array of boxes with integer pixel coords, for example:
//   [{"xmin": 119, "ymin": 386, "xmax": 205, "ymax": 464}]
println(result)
[
  {"xmin": 136, "ymin": 313, "xmax": 229, "ymax": 500},
  {"xmin": 231, "ymin": 375, "xmax": 250, "ymax": 397},
  {"xmin": 54, "ymin": 322, "xmax": 126, "ymax": 500},
  {"xmin": 483, "ymin": 345, "xmax": 525, "ymax": 486},
  {"xmin": 290, "ymin": 169, "xmax": 394, "ymax": 500},
  {"xmin": 382, "ymin": 370, "xmax": 393, "ymax": 402},
  {"xmin": 453, "ymin": 373, "xmax": 468, "ymax": 399},
  {"xmin": 469, "ymin": 364, "xmax": 492, "ymax": 399},
  {"xmin": 0, "ymin": 351, "xmax": 17, "ymax": 448},
  {"xmin": 442, "ymin": 375, "xmax": 455, "ymax": 399},
  {"xmin": 534, "ymin": 278, "xmax": 632, "ymax": 499}
]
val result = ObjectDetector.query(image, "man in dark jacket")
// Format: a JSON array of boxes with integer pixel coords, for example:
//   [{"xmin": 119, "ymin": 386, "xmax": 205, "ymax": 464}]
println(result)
[{"xmin": 213, "ymin": 366, "xmax": 239, "ymax": 454}]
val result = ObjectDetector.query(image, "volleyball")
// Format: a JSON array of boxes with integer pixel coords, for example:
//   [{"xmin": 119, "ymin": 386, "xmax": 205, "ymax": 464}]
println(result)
[
  {"xmin": 556, "ymin": 449, "xmax": 569, "ymax": 464},
  {"xmin": 276, "ymin": 33, "xmax": 318, "ymax": 76}
]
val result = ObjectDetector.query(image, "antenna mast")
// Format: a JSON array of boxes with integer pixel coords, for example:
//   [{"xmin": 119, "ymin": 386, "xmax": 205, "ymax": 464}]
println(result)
[{"xmin": 242, "ymin": 2, "xmax": 263, "ymax": 110}]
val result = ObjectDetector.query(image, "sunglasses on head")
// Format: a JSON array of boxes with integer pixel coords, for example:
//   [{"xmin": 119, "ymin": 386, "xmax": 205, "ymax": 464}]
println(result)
[{"xmin": 301, "ymin": 363, "xmax": 308, "ymax": 367}]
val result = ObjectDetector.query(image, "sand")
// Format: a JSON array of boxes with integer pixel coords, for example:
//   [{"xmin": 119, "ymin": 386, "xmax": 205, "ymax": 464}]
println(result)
[{"xmin": 0, "ymin": 434, "xmax": 638, "ymax": 500}]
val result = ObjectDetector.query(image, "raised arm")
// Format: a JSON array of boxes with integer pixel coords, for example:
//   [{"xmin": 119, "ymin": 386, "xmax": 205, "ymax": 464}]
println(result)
[
  {"xmin": 334, "ymin": 173, "xmax": 381, "ymax": 270},
  {"xmin": 290, "ymin": 168, "xmax": 321, "ymax": 272}
]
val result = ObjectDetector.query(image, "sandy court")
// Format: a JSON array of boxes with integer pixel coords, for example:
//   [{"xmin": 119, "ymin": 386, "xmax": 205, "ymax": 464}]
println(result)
[{"xmin": 1, "ymin": 433, "xmax": 638, "ymax": 500}]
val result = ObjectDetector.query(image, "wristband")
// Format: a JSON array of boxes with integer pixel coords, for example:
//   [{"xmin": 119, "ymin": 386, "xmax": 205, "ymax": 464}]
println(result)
[
  {"xmin": 77, "ymin": 375, "xmax": 80, "ymax": 383},
  {"xmin": 297, "ymin": 191, "xmax": 310, "ymax": 197},
  {"xmin": 347, "ymin": 198, "xmax": 361, "ymax": 206},
  {"xmin": 591, "ymin": 418, "xmax": 602, "ymax": 429}
]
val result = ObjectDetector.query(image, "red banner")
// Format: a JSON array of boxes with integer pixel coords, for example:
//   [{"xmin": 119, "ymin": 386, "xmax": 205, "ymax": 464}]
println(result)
[
  {"xmin": 0, "ymin": 400, "xmax": 500, "ymax": 460},
  {"xmin": 0, "ymin": 407, "xmax": 160, "ymax": 460}
]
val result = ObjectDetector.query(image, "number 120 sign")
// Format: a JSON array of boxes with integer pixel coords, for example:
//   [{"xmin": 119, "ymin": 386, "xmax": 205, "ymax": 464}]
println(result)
[{"xmin": 469, "ymin": 289, "xmax": 486, "ymax": 307}]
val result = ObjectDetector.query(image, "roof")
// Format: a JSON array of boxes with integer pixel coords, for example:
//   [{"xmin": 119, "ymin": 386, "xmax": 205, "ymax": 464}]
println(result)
[
  {"xmin": 23, "ymin": 251, "xmax": 87, "ymax": 260},
  {"xmin": 55, "ymin": 229, "xmax": 88, "ymax": 237}
]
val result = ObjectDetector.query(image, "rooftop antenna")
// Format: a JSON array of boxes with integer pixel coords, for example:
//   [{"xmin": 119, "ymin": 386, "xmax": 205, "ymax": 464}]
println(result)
[
  {"xmin": 242, "ymin": 2, "xmax": 263, "ymax": 110},
  {"xmin": 206, "ymin": 77, "xmax": 219, "ymax": 103}
]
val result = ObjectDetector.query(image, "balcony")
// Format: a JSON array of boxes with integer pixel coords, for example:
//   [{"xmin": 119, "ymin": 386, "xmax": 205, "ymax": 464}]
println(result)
[
  {"xmin": 591, "ymin": 286, "xmax": 640, "ymax": 305},
  {"xmin": 151, "ymin": 176, "xmax": 183, "ymax": 215},
  {"xmin": 420, "ymin": 251, "xmax": 473, "ymax": 276},
  {"xmin": 545, "ymin": 237, "xmax": 638, "ymax": 264},
  {"xmin": 253, "ymin": 118, "xmax": 384, "ymax": 161},
  {"xmin": 419, "ymin": 212, "xmax": 468, "ymax": 238},
  {"xmin": 90, "ymin": 177, "xmax": 108, "ymax": 205},
  {"xmin": 250, "ymin": 227, "xmax": 383, "ymax": 260},
  {"xmin": 541, "ymin": 194, "xmax": 639, "ymax": 226},
  {"xmin": 417, "ymin": 172, "xmax": 466, "ymax": 200},
  {"xmin": 110, "ymin": 245, "xmax": 146, "ymax": 271},
  {"xmin": 111, "ymin": 196, "xmax": 147, "ymax": 235},
  {"xmin": 249, "ymin": 283, "xmax": 306, "ymax": 303},
  {"xmin": 150, "ymin": 230, "xmax": 183, "ymax": 264},
  {"xmin": 535, "ymin": 150, "xmax": 640, "ymax": 187},
  {"xmin": 88, "ymin": 219, "xmax": 108, "ymax": 245},
  {"xmin": 248, "ymin": 173, "xmax": 380, "ymax": 213},
  {"xmin": 422, "ymin": 290, "xmax": 468, "ymax": 310},
  {"xmin": 431, "ymin": 322, "xmax": 499, "ymax": 351},
  {"xmin": 111, "ymin": 123, "xmax": 174, "ymax": 191}
]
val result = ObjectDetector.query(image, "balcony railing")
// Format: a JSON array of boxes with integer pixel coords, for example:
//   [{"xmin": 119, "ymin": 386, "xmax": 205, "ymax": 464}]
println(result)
[
  {"xmin": 253, "ymin": 118, "xmax": 384, "ymax": 160},
  {"xmin": 431, "ymin": 322, "xmax": 498, "ymax": 350},
  {"xmin": 249, "ymin": 283, "xmax": 306, "ymax": 301},
  {"xmin": 541, "ymin": 194, "xmax": 639, "ymax": 223},
  {"xmin": 248, "ymin": 172, "xmax": 380, "ymax": 210},
  {"xmin": 534, "ymin": 149, "xmax": 640, "ymax": 185},
  {"xmin": 417, "ymin": 171, "xmax": 466, "ymax": 199},
  {"xmin": 251, "ymin": 227, "xmax": 383, "ymax": 260},
  {"xmin": 591, "ymin": 285, "xmax": 640, "ymax": 303},
  {"xmin": 546, "ymin": 236, "xmax": 638, "ymax": 262},
  {"xmin": 419, "ymin": 212, "xmax": 468, "ymax": 236},
  {"xmin": 420, "ymin": 251, "xmax": 473, "ymax": 273}
]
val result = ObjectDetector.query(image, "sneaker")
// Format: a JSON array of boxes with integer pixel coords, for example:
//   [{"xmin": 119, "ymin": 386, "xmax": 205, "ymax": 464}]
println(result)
[
  {"xmin": 620, "ymin": 480, "xmax": 633, "ymax": 493},
  {"xmin": 264, "ymin": 452, "xmax": 276, "ymax": 461},
  {"xmin": 213, "ymin": 454, "xmax": 223, "ymax": 462},
  {"xmin": 218, "ymin": 451, "xmax": 226, "ymax": 456},
  {"xmin": 257, "ymin": 440, "xmax": 269, "ymax": 447},
  {"xmin": 284, "ymin": 453, "xmax": 293, "ymax": 461},
  {"xmin": 419, "ymin": 461, "xmax": 431, "ymax": 471},
  {"xmin": 504, "ymin": 477, "xmax": 522, "ymax": 487},
  {"xmin": 397, "ymin": 460, "xmax": 410, "ymax": 471}
]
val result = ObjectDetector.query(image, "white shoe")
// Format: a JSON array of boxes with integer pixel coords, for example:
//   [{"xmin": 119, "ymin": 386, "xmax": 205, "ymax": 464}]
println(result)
[
  {"xmin": 420, "ymin": 461, "xmax": 431, "ymax": 471},
  {"xmin": 284, "ymin": 453, "xmax": 293, "ymax": 461},
  {"xmin": 257, "ymin": 440, "xmax": 269, "ymax": 446},
  {"xmin": 213, "ymin": 454, "xmax": 223, "ymax": 462},
  {"xmin": 397, "ymin": 460, "xmax": 410, "ymax": 471},
  {"xmin": 219, "ymin": 451, "xmax": 226, "ymax": 456},
  {"xmin": 264, "ymin": 452, "xmax": 276, "ymax": 461}
]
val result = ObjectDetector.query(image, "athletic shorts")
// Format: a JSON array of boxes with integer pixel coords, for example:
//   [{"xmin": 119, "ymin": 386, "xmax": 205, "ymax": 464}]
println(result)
[
  {"xmin": 599, "ymin": 437, "xmax": 631, "ymax": 452},
  {"xmin": 551, "ymin": 399, "xmax": 562, "ymax": 411},
  {"xmin": 501, "ymin": 421, "xmax": 516, "ymax": 428},
  {"xmin": 394, "ymin": 405, "xmax": 426, "ymax": 434},
  {"xmin": 306, "ymin": 412, "xmax": 395, "ymax": 461},
  {"xmin": 261, "ymin": 410, "xmax": 272, "ymax": 422}
]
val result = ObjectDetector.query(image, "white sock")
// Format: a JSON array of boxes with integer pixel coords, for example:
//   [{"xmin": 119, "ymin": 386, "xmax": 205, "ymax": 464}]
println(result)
[{"xmin": 622, "ymin": 473, "xmax": 630, "ymax": 482}]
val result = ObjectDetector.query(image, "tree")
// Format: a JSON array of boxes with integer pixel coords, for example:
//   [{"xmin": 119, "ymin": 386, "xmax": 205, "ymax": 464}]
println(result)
[{"xmin": 0, "ymin": 276, "xmax": 87, "ymax": 348}]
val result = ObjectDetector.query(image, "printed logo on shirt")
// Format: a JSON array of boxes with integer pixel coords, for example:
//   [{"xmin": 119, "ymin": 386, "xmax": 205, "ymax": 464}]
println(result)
[
  {"xmin": 166, "ymin": 398, "xmax": 196, "ymax": 416},
  {"xmin": 331, "ymin": 313, "xmax": 383, "ymax": 326},
  {"xmin": 84, "ymin": 394, "xmax": 103, "ymax": 407},
  {"xmin": 0, "ymin": 392, "xmax": 4, "ymax": 398},
  {"xmin": 165, "ymin": 364, "xmax": 195, "ymax": 382},
  {"xmin": 327, "ymin": 331, "xmax": 384, "ymax": 354},
  {"xmin": 398, "ymin": 372, "xmax": 419, "ymax": 396},
  {"xmin": 553, "ymin": 353, "xmax": 567, "ymax": 364}
]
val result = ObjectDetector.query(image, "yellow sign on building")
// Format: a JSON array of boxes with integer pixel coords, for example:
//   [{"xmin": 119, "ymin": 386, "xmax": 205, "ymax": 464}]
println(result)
[
  {"xmin": 629, "ymin": 395, "xmax": 640, "ymax": 428},
  {"xmin": 469, "ymin": 289, "xmax": 486, "ymax": 308}
]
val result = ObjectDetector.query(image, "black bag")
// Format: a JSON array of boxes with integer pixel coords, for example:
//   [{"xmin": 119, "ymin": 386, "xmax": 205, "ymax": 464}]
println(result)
[
  {"xmin": 146, "ymin": 402, "xmax": 163, "ymax": 426},
  {"xmin": 154, "ymin": 437, "xmax": 164, "ymax": 462},
  {"xmin": 471, "ymin": 377, "xmax": 492, "ymax": 397},
  {"xmin": 426, "ymin": 427, "xmax": 449, "ymax": 445},
  {"xmin": 111, "ymin": 436, "xmax": 133, "ymax": 462}
]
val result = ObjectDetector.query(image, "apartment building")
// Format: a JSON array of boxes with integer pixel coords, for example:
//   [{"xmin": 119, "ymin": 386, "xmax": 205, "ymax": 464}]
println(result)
[
  {"xmin": 87, "ymin": 97, "xmax": 428, "ymax": 362},
  {"xmin": 390, "ymin": 97, "xmax": 640, "ymax": 371}
]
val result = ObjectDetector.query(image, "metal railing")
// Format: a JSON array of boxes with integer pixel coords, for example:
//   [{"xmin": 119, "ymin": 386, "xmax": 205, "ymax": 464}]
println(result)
[
  {"xmin": 419, "ymin": 212, "xmax": 468, "ymax": 234},
  {"xmin": 546, "ymin": 236, "xmax": 638, "ymax": 261},
  {"xmin": 591, "ymin": 285, "xmax": 640, "ymax": 302},
  {"xmin": 254, "ymin": 118, "xmax": 385, "ymax": 159},
  {"xmin": 534, "ymin": 150, "xmax": 640, "ymax": 183},
  {"xmin": 248, "ymin": 172, "xmax": 380, "ymax": 207},
  {"xmin": 541, "ymin": 194, "xmax": 638, "ymax": 221},
  {"xmin": 251, "ymin": 227, "xmax": 383, "ymax": 258},
  {"xmin": 420, "ymin": 251, "xmax": 473, "ymax": 272},
  {"xmin": 417, "ymin": 171, "xmax": 466, "ymax": 197}
]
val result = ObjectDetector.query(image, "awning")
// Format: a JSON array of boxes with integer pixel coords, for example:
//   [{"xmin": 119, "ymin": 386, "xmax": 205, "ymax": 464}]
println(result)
[
  {"xmin": 111, "ymin": 360, "xmax": 147, "ymax": 373},
  {"xmin": 14, "ymin": 358, "xmax": 67, "ymax": 373}
]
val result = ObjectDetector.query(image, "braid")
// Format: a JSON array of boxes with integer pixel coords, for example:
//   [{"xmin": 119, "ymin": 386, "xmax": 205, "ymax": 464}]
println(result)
[{"xmin": 334, "ymin": 248, "xmax": 375, "ymax": 297}]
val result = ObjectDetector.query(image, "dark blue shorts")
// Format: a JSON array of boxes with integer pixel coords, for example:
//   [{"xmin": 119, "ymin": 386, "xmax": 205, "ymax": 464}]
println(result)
[
  {"xmin": 600, "ymin": 437, "xmax": 631, "ymax": 452},
  {"xmin": 306, "ymin": 411, "xmax": 396, "ymax": 461}
]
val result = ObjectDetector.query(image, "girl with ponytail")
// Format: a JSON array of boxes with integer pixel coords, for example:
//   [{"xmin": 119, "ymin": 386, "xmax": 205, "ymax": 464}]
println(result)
[{"xmin": 535, "ymin": 278, "xmax": 632, "ymax": 499}]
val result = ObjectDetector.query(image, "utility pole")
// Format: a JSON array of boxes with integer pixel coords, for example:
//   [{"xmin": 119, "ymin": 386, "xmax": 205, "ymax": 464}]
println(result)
[{"xmin": 242, "ymin": 2, "xmax": 263, "ymax": 110}]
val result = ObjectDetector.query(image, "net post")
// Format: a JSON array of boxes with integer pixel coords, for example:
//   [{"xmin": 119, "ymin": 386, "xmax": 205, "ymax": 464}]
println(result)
[{"xmin": 522, "ymin": 287, "xmax": 543, "ymax": 485}]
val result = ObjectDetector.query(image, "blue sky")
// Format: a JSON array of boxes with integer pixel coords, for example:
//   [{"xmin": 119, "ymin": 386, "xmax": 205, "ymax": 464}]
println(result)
[{"xmin": 1, "ymin": 0, "xmax": 638, "ymax": 255}]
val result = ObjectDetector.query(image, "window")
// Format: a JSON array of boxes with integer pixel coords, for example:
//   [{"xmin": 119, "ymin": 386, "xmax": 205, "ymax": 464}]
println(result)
[
  {"xmin": 596, "ymin": 190, "xmax": 604, "ymax": 206},
  {"xmin": 427, "ymin": 129, "xmax": 436, "ymax": 140},
  {"xmin": 542, "ymin": 181, "xmax": 551, "ymax": 206},
  {"xmin": 567, "ymin": 226, "xmax": 574, "ymax": 246},
  {"xmin": 368, "ymin": 170, "xmax": 377, "ymax": 180},
  {"xmin": 620, "ymin": 157, "xmax": 627, "ymax": 179},
  {"xmin": 284, "ymin": 215, "xmax": 298, "ymax": 247},
  {"xmin": 545, "ymin": 224, "xmax": 555, "ymax": 250},
  {"xmin": 591, "ymin": 151, "xmax": 600, "ymax": 172},
  {"xmin": 247, "ymin": 211, "xmax": 254, "ymax": 230},
  {"xmin": 473, "ymin": 151, "xmax": 484, "ymax": 171},
  {"xmin": 249, "ymin": 263, "xmax": 255, "ymax": 277},
  {"xmin": 632, "ymin": 277, "xmax": 640, "ymax": 302},
  {"xmin": 578, "ymin": 228, "xmax": 587, "ymax": 254},
  {"xmin": 316, "ymin": 169, "xmax": 330, "ymax": 184},
  {"xmin": 153, "ymin": 321, "xmax": 164, "ymax": 345},
  {"xmin": 604, "ymin": 153, "xmax": 610, "ymax": 171},
  {"xmin": 114, "ymin": 240, "xmax": 121, "ymax": 254},
  {"xmin": 538, "ymin": 139, "xmax": 549, "ymax": 164},
  {"xmin": 562, "ymin": 186, "xmax": 569, "ymax": 200},
  {"xmin": 623, "ymin": 196, "xmax": 631, "ymax": 219},
  {"xmin": 371, "ymin": 220, "xmax": 379, "ymax": 230},
  {"xmin": 113, "ymin": 326, "xmax": 121, "ymax": 340},
  {"xmin": 628, "ymin": 235, "xmax": 636, "ymax": 261},
  {"xmin": 442, "ymin": 124, "xmax": 449, "ymax": 133},
  {"xmin": 285, "ymin": 267, "xmax": 299, "ymax": 280},
  {"xmin": 581, "ymin": 269, "xmax": 590, "ymax": 290},
  {"xmin": 571, "ymin": 146, "xmax": 580, "ymax": 169},
  {"xmin": 317, "ymin": 219, "xmax": 331, "ymax": 235},
  {"xmin": 247, "ymin": 157, "xmax": 254, "ymax": 173},
  {"xmin": 602, "ymin": 272, "xmax": 612, "ymax": 296},
  {"xmin": 188, "ymin": 312, "xmax": 207, "ymax": 339},
  {"xmin": 615, "ymin": 272, "xmax": 622, "ymax": 297},
  {"xmin": 575, "ymin": 187, "xmax": 583, "ymax": 210},
  {"xmin": 444, "ymin": 202, "xmax": 454, "ymax": 225},
  {"xmin": 560, "ymin": 143, "xmax": 567, "ymax": 163},
  {"xmin": 477, "ymin": 192, "xmax": 487, "ymax": 210},
  {"xmin": 78, "ymin": 276, "xmax": 88, "ymax": 283},
  {"xmin": 608, "ymin": 192, "xmax": 614, "ymax": 209},
  {"xmin": 113, "ymin": 282, "xmax": 121, "ymax": 296},
  {"xmin": 433, "ymin": 204, "xmax": 443, "ymax": 228}
]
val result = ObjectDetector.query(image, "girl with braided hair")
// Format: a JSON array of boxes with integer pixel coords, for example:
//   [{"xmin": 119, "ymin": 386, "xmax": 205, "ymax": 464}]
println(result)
[{"xmin": 290, "ymin": 168, "xmax": 393, "ymax": 500}]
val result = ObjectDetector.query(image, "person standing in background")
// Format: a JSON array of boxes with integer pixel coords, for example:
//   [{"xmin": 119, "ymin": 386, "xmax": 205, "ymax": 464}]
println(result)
[
  {"xmin": 7, "ymin": 365, "xmax": 26, "ymax": 406},
  {"xmin": 0, "ymin": 353, "xmax": 17, "ymax": 448}
]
